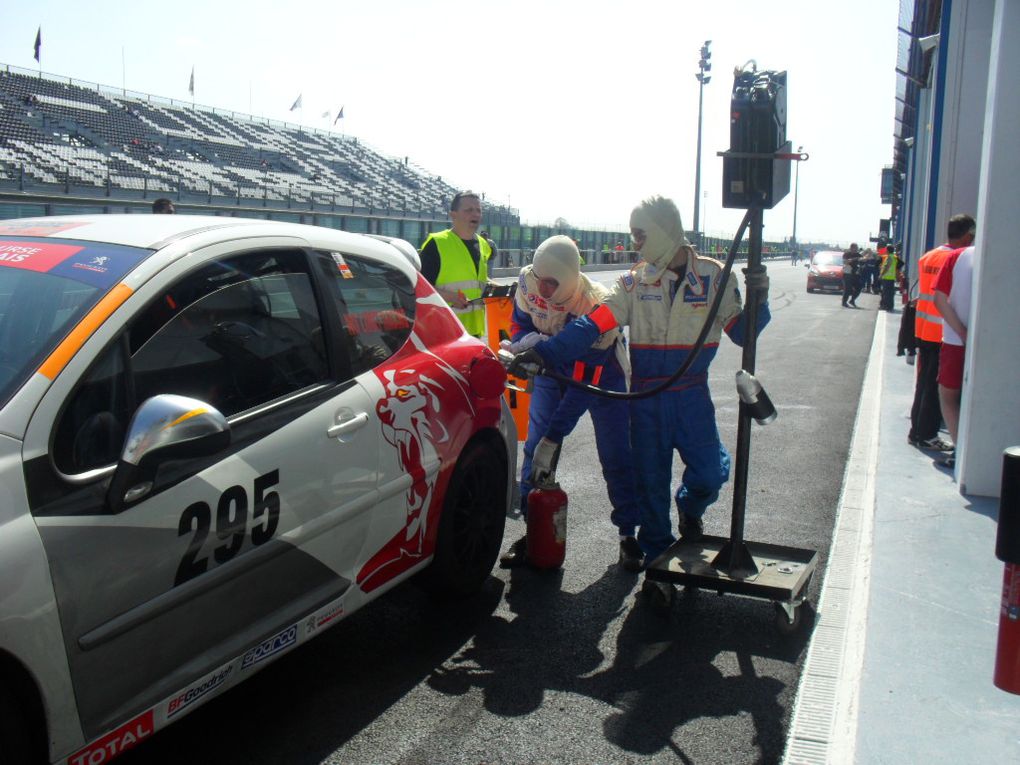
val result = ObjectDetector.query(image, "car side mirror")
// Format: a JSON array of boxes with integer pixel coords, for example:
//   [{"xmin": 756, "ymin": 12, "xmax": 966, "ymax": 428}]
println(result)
[{"xmin": 108, "ymin": 395, "xmax": 230, "ymax": 512}]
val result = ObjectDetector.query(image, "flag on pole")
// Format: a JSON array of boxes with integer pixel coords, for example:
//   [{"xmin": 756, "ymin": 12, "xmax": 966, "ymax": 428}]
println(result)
[
  {"xmin": 188, "ymin": 66, "xmax": 195, "ymax": 97},
  {"xmin": 333, "ymin": 106, "xmax": 344, "ymax": 125},
  {"xmin": 34, "ymin": 27, "xmax": 42, "ymax": 63},
  {"xmin": 290, "ymin": 93, "xmax": 302, "ymax": 111}
]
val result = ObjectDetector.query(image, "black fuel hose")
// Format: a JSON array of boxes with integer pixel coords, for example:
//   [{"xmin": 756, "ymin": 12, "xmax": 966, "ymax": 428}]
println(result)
[{"xmin": 531, "ymin": 208, "xmax": 754, "ymax": 400}]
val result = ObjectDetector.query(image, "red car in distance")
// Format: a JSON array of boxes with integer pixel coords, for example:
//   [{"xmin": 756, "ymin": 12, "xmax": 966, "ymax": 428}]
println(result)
[{"xmin": 806, "ymin": 250, "xmax": 844, "ymax": 293}]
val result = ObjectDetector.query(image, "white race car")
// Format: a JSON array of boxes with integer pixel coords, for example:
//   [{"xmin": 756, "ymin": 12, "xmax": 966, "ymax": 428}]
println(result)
[{"xmin": 0, "ymin": 215, "xmax": 516, "ymax": 764}]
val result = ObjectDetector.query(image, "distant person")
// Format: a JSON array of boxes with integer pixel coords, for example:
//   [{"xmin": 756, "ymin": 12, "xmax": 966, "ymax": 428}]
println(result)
[
  {"xmin": 419, "ymin": 191, "xmax": 494, "ymax": 338},
  {"xmin": 859, "ymin": 248, "xmax": 879, "ymax": 293},
  {"xmin": 878, "ymin": 244, "xmax": 903, "ymax": 310},
  {"xmin": 932, "ymin": 243, "xmax": 976, "ymax": 469},
  {"xmin": 152, "ymin": 198, "xmax": 175, "ymax": 214},
  {"xmin": 841, "ymin": 243, "xmax": 862, "ymax": 308},
  {"xmin": 908, "ymin": 213, "xmax": 974, "ymax": 454},
  {"xmin": 480, "ymin": 229, "xmax": 501, "ymax": 267}
]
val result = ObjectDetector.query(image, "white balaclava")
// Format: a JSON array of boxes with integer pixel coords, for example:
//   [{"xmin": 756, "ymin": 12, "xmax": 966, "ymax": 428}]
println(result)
[
  {"xmin": 531, "ymin": 235, "xmax": 581, "ymax": 305},
  {"xmin": 629, "ymin": 195, "xmax": 689, "ymax": 270}
]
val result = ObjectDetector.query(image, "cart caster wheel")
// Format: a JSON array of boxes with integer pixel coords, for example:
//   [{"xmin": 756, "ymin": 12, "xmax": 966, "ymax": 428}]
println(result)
[
  {"xmin": 774, "ymin": 601, "xmax": 804, "ymax": 635},
  {"xmin": 641, "ymin": 579, "xmax": 674, "ymax": 612}
]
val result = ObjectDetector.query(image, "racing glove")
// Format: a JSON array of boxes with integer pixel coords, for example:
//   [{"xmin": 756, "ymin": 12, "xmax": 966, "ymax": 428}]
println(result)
[
  {"xmin": 742, "ymin": 266, "xmax": 770, "ymax": 301},
  {"xmin": 507, "ymin": 331, "xmax": 550, "ymax": 354},
  {"xmin": 530, "ymin": 437, "xmax": 560, "ymax": 486},
  {"xmin": 507, "ymin": 348, "xmax": 545, "ymax": 379}
]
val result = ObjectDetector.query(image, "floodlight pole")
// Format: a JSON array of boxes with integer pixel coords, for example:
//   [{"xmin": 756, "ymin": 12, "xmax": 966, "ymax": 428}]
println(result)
[{"xmin": 693, "ymin": 41, "xmax": 712, "ymax": 244}]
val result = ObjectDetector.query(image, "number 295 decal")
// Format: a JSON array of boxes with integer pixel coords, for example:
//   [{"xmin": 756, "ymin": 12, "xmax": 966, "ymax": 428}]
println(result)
[{"xmin": 175, "ymin": 470, "xmax": 280, "ymax": 586}]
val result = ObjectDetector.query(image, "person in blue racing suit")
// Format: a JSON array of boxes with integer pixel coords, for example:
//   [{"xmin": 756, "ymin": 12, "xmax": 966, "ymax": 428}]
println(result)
[
  {"xmin": 499, "ymin": 235, "xmax": 642, "ymax": 571},
  {"xmin": 509, "ymin": 196, "xmax": 770, "ymax": 565}
]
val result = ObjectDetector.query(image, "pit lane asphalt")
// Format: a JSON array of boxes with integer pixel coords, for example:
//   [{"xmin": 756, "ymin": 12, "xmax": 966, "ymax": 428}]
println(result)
[{"xmin": 120, "ymin": 262, "xmax": 879, "ymax": 765}]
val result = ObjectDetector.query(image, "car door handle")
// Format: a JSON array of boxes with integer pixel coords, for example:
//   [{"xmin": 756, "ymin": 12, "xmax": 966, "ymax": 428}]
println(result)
[{"xmin": 327, "ymin": 412, "xmax": 370, "ymax": 439}]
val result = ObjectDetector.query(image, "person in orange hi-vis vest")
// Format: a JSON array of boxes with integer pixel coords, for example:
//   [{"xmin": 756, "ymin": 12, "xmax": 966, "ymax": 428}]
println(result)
[{"xmin": 908, "ymin": 213, "xmax": 975, "ymax": 452}]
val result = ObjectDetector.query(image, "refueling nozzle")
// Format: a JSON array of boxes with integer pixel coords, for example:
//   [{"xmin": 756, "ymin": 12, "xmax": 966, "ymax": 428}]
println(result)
[{"xmin": 735, "ymin": 370, "xmax": 777, "ymax": 425}]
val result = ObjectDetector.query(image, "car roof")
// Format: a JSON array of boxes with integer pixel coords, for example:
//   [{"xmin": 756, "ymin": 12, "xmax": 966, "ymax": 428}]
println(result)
[{"xmin": 0, "ymin": 214, "xmax": 420, "ymax": 272}]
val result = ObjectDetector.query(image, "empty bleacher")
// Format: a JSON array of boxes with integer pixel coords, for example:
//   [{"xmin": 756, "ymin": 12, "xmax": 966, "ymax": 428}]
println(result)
[{"xmin": 0, "ymin": 64, "xmax": 468, "ymax": 216}]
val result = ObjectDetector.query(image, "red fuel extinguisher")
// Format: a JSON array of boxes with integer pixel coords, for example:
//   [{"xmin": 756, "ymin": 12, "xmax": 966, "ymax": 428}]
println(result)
[
  {"xmin": 526, "ymin": 478, "xmax": 567, "ymax": 570},
  {"xmin": 994, "ymin": 447, "xmax": 1020, "ymax": 694}
]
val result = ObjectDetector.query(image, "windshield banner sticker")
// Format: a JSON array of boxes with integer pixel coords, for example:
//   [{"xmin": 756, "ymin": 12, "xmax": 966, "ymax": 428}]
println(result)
[
  {"xmin": 0, "ymin": 239, "xmax": 148, "ymax": 289},
  {"xmin": 0, "ymin": 241, "xmax": 83, "ymax": 272}
]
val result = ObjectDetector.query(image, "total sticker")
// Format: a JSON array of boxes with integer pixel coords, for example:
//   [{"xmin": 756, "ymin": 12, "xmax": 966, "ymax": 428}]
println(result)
[{"xmin": 331, "ymin": 252, "xmax": 355, "ymax": 279}]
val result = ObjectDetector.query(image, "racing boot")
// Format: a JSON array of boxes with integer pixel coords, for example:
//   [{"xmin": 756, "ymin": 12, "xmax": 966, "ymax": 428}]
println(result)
[
  {"xmin": 499, "ymin": 535, "xmax": 528, "ymax": 568},
  {"xmin": 679, "ymin": 514, "xmax": 704, "ymax": 543},
  {"xmin": 618, "ymin": 536, "xmax": 644, "ymax": 572}
]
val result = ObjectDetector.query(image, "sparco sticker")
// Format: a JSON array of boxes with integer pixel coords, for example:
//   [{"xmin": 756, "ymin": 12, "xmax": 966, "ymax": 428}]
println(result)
[
  {"xmin": 67, "ymin": 710, "xmax": 154, "ymax": 765},
  {"xmin": 241, "ymin": 624, "xmax": 298, "ymax": 670}
]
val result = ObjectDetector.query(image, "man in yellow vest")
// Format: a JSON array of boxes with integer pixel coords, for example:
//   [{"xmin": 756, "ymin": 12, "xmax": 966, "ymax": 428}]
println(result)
[
  {"xmin": 908, "ymin": 214, "xmax": 975, "ymax": 451},
  {"xmin": 878, "ymin": 243, "xmax": 903, "ymax": 310},
  {"xmin": 419, "ymin": 190, "xmax": 493, "ymax": 338}
]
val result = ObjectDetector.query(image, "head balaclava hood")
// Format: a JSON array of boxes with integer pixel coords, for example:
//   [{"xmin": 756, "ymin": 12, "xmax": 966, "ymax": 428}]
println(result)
[
  {"xmin": 629, "ymin": 195, "xmax": 689, "ymax": 271},
  {"xmin": 531, "ymin": 235, "xmax": 581, "ymax": 306}
]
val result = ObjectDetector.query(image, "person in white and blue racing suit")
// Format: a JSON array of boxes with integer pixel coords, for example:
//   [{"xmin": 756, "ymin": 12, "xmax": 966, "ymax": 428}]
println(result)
[
  {"xmin": 509, "ymin": 197, "xmax": 770, "ymax": 564},
  {"xmin": 499, "ymin": 235, "xmax": 642, "ymax": 571}
]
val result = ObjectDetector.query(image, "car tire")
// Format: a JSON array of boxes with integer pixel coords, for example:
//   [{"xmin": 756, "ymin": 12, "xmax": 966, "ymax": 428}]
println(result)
[
  {"xmin": 0, "ymin": 685, "xmax": 38, "ymax": 765},
  {"xmin": 425, "ymin": 439, "xmax": 507, "ymax": 598},
  {"xmin": 806, "ymin": 287, "xmax": 813, "ymax": 293}
]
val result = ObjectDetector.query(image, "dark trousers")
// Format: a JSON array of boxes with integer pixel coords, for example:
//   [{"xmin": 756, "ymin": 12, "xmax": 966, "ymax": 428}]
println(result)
[
  {"xmin": 842, "ymin": 274, "xmax": 861, "ymax": 305},
  {"xmin": 880, "ymin": 279, "xmax": 896, "ymax": 309},
  {"xmin": 909, "ymin": 340, "xmax": 942, "ymax": 441}
]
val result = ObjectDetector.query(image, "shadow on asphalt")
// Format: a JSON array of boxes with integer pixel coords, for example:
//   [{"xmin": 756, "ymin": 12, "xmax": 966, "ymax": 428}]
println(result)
[
  {"xmin": 118, "ymin": 563, "xmax": 813, "ymax": 764},
  {"xmin": 427, "ymin": 566, "xmax": 813, "ymax": 763}
]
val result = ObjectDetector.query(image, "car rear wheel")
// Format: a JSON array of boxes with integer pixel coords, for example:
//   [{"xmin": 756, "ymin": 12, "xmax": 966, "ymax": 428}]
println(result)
[{"xmin": 425, "ymin": 439, "xmax": 507, "ymax": 597}]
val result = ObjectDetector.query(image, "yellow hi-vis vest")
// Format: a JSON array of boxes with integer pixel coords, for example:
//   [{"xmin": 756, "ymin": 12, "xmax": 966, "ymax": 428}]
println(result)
[
  {"xmin": 880, "ymin": 252, "xmax": 899, "ymax": 280},
  {"xmin": 425, "ymin": 229, "xmax": 491, "ymax": 337}
]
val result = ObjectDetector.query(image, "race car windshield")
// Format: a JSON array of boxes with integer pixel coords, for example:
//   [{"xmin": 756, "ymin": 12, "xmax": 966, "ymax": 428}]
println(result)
[
  {"xmin": 0, "ymin": 268, "xmax": 102, "ymax": 404},
  {"xmin": 812, "ymin": 252, "xmax": 843, "ymax": 266},
  {"xmin": 0, "ymin": 237, "xmax": 151, "ymax": 406}
]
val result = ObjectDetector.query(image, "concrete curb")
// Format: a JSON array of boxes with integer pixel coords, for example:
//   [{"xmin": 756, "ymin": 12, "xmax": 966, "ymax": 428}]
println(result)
[{"xmin": 782, "ymin": 311, "xmax": 886, "ymax": 765}]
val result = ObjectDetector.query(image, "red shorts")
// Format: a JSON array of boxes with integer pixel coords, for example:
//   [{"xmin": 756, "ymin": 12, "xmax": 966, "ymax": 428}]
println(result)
[{"xmin": 938, "ymin": 342, "xmax": 965, "ymax": 389}]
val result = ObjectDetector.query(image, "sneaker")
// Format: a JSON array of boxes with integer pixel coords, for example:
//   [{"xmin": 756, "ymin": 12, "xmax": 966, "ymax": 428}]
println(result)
[
  {"xmin": 679, "ymin": 515, "xmax": 704, "ymax": 543},
  {"xmin": 909, "ymin": 436, "xmax": 954, "ymax": 452},
  {"xmin": 618, "ymin": 536, "xmax": 644, "ymax": 572},
  {"xmin": 939, "ymin": 451, "xmax": 956, "ymax": 468},
  {"xmin": 906, "ymin": 354, "xmax": 916, "ymax": 366},
  {"xmin": 498, "ymin": 536, "xmax": 528, "ymax": 568}
]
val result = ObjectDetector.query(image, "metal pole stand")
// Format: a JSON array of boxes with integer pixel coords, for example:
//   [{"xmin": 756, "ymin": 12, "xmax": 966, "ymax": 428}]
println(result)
[{"xmin": 643, "ymin": 195, "xmax": 818, "ymax": 633}]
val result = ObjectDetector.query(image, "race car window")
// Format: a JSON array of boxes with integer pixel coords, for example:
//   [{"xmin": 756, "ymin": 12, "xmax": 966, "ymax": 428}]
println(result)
[
  {"xmin": 314, "ymin": 250, "xmax": 415, "ymax": 377},
  {"xmin": 54, "ymin": 249, "xmax": 329, "ymax": 474}
]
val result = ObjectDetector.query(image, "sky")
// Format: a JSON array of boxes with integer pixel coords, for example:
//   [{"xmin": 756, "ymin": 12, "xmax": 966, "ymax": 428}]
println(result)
[{"xmin": 3, "ymin": 0, "xmax": 899, "ymax": 245}]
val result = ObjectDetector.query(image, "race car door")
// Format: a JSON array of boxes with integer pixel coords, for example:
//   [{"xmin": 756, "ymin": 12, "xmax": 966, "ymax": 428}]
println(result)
[{"xmin": 24, "ymin": 244, "xmax": 381, "ymax": 740}]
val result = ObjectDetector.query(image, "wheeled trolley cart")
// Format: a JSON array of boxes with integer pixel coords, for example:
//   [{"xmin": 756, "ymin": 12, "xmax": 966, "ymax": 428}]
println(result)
[{"xmin": 643, "ymin": 535, "xmax": 818, "ymax": 633}]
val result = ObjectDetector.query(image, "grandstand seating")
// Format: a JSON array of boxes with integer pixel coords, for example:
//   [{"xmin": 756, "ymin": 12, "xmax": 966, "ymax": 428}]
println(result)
[{"xmin": 0, "ymin": 66, "xmax": 464, "ymax": 214}]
